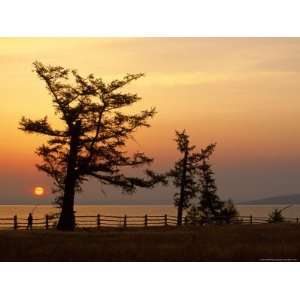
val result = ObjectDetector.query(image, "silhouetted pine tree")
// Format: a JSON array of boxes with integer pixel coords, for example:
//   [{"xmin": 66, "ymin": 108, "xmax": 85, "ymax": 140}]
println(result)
[
  {"xmin": 267, "ymin": 205, "xmax": 291, "ymax": 223},
  {"xmin": 219, "ymin": 199, "xmax": 239, "ymax": 224},
  {"xmin": 19, "ymin": 62, "xmax": 164, "ymax": 230},
  {"xmin": 185, "ymin": 204, "xmax": 202, "ymax": 225},
  {"xmin": 197, "ymin": 145, "xmax": 224, "ymax": 222},
  {"xmin": 168, "ymin": 130, "xmax": 215, "ymax": 225},
  {"xmin": 267, "ymin": 209, "xmax": 284, "ymax": 223}
]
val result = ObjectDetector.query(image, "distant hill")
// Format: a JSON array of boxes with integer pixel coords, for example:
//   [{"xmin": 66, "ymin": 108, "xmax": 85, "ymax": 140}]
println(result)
[{"xmin": 239, "ymin": 194, "xmax": 300, "ymax": 205}]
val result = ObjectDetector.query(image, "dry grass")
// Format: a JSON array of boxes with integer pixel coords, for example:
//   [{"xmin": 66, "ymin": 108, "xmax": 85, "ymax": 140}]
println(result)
[{"xmin": 1, "ymin": 224, "xmax": 300, "ymax": 261}]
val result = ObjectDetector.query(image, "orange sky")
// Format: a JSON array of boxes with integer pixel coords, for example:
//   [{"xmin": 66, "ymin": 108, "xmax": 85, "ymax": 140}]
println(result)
[{"xmin": 1, "ymin": 38, "xmax": 300, "ymax": 204}]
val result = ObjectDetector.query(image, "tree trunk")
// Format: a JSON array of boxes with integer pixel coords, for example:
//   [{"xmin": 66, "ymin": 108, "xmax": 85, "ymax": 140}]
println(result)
[
  {"xmin": 57, "ymin": 123, "xmax": 80, "ymax": 231},
  {"xmin": 57, "ymin": 176, "xmax": 76, "ymax": 230},
  {"xmin": 177, "ymin": 148, "xmax": 188, "ymax": 226}
]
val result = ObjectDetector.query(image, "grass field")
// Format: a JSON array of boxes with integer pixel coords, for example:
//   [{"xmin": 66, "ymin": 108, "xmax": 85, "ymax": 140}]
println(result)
[{"xmin": 0, "ymin": 224, "xmax": 300, "ymax": 261}]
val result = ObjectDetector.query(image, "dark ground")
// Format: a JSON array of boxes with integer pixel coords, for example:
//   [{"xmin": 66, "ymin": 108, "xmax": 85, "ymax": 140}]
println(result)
[{"xmin": 1, "ymin": 224, "xmax": 300, "ymax": 261}]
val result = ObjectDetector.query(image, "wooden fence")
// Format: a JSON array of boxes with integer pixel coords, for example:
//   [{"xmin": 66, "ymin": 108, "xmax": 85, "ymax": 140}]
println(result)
[
  {"xmin": 0, "ymin": 214, "xmax": 178, "ymax": 230},
  {"xmin": 0, "ymin": 214, "xmax": 299, "ymax": 230}
]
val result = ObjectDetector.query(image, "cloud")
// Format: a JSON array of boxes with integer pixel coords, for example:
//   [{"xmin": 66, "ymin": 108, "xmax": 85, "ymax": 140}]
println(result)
[{"xmin": 255, "ymin": 56, "xmax": 300, "ymax": 73}]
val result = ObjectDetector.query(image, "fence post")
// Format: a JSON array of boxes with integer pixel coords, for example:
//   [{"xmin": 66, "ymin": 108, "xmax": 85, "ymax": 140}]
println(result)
[
  {"xmin": 13, "ymin": 215, "xmax": 17, "ymax": 230},
  {"xmin": 144, "ymin": 214, "xmax": 148, "ymax": 227},
  {"xmin": 124, "ymin": 215, "xmax": 127, "ymax": 228},
  {"xmin": 97, "ymin": 214, "xmax": 101, "ymax": 229},
  {"xmin": 164, "ymin": 214, "xmax": 168, "ymax": 226},
  {"xmin": 250, "ymin": 215, "xmax": 253, "ymax": 225},
  {"xmin": 45, "ymin": 214, "xmax": 49, "ymax": 230}
]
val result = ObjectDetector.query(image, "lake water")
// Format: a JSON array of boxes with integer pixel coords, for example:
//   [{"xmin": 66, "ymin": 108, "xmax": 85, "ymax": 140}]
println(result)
[{"xmin": 0, "ymin": 204, "xmax": 300, "ymax": 219}]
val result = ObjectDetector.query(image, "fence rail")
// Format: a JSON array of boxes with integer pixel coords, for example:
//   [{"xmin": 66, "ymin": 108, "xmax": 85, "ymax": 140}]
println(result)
[{"xmin": 0, "ymin": 214, "xmax": 299, "ymax": 230}]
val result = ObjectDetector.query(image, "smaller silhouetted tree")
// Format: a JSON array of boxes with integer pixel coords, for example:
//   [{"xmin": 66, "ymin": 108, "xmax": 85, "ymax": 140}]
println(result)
[
  {"xmin": 219, "ymin": 199, "xmax": 239, "ymax": 224},
  {"xmin": 168, "ymin": 130, "xmax": 215, "ymax": 225},
  {"xmin": 185, "ymin": 204, "xmax": 202, "ymax": 225},
  {"xmin": 268, "ymin": 208, "xmax": 285, "ymax": 223},
  {"xmin": 267, "ymin": 205, "xmax": 292, "ymax": 223},
  {"xmin": 185, "ymin": 145, "xmax": 239, "ymax": 225},
  {"xmin": 197, "ymin": 145, "xmax": 224, "ymax": 223}
]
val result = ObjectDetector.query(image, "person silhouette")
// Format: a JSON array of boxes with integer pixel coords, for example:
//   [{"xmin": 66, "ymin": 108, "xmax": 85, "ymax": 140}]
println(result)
[{"xmin": 27, "ymin": 213, "xmax": 33, "ymax": 230}]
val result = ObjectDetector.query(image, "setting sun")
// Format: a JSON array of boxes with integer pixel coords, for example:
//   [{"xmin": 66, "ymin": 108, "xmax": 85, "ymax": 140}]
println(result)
[{"xmin": 34, "ymin": 186, "xmax": 44, "ymax": 196}]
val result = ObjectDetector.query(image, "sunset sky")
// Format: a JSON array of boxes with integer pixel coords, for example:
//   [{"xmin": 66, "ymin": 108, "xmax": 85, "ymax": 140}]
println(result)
[{"xmin": 1, "ymin": 38, "xmax": 300, "ymax": 204}]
